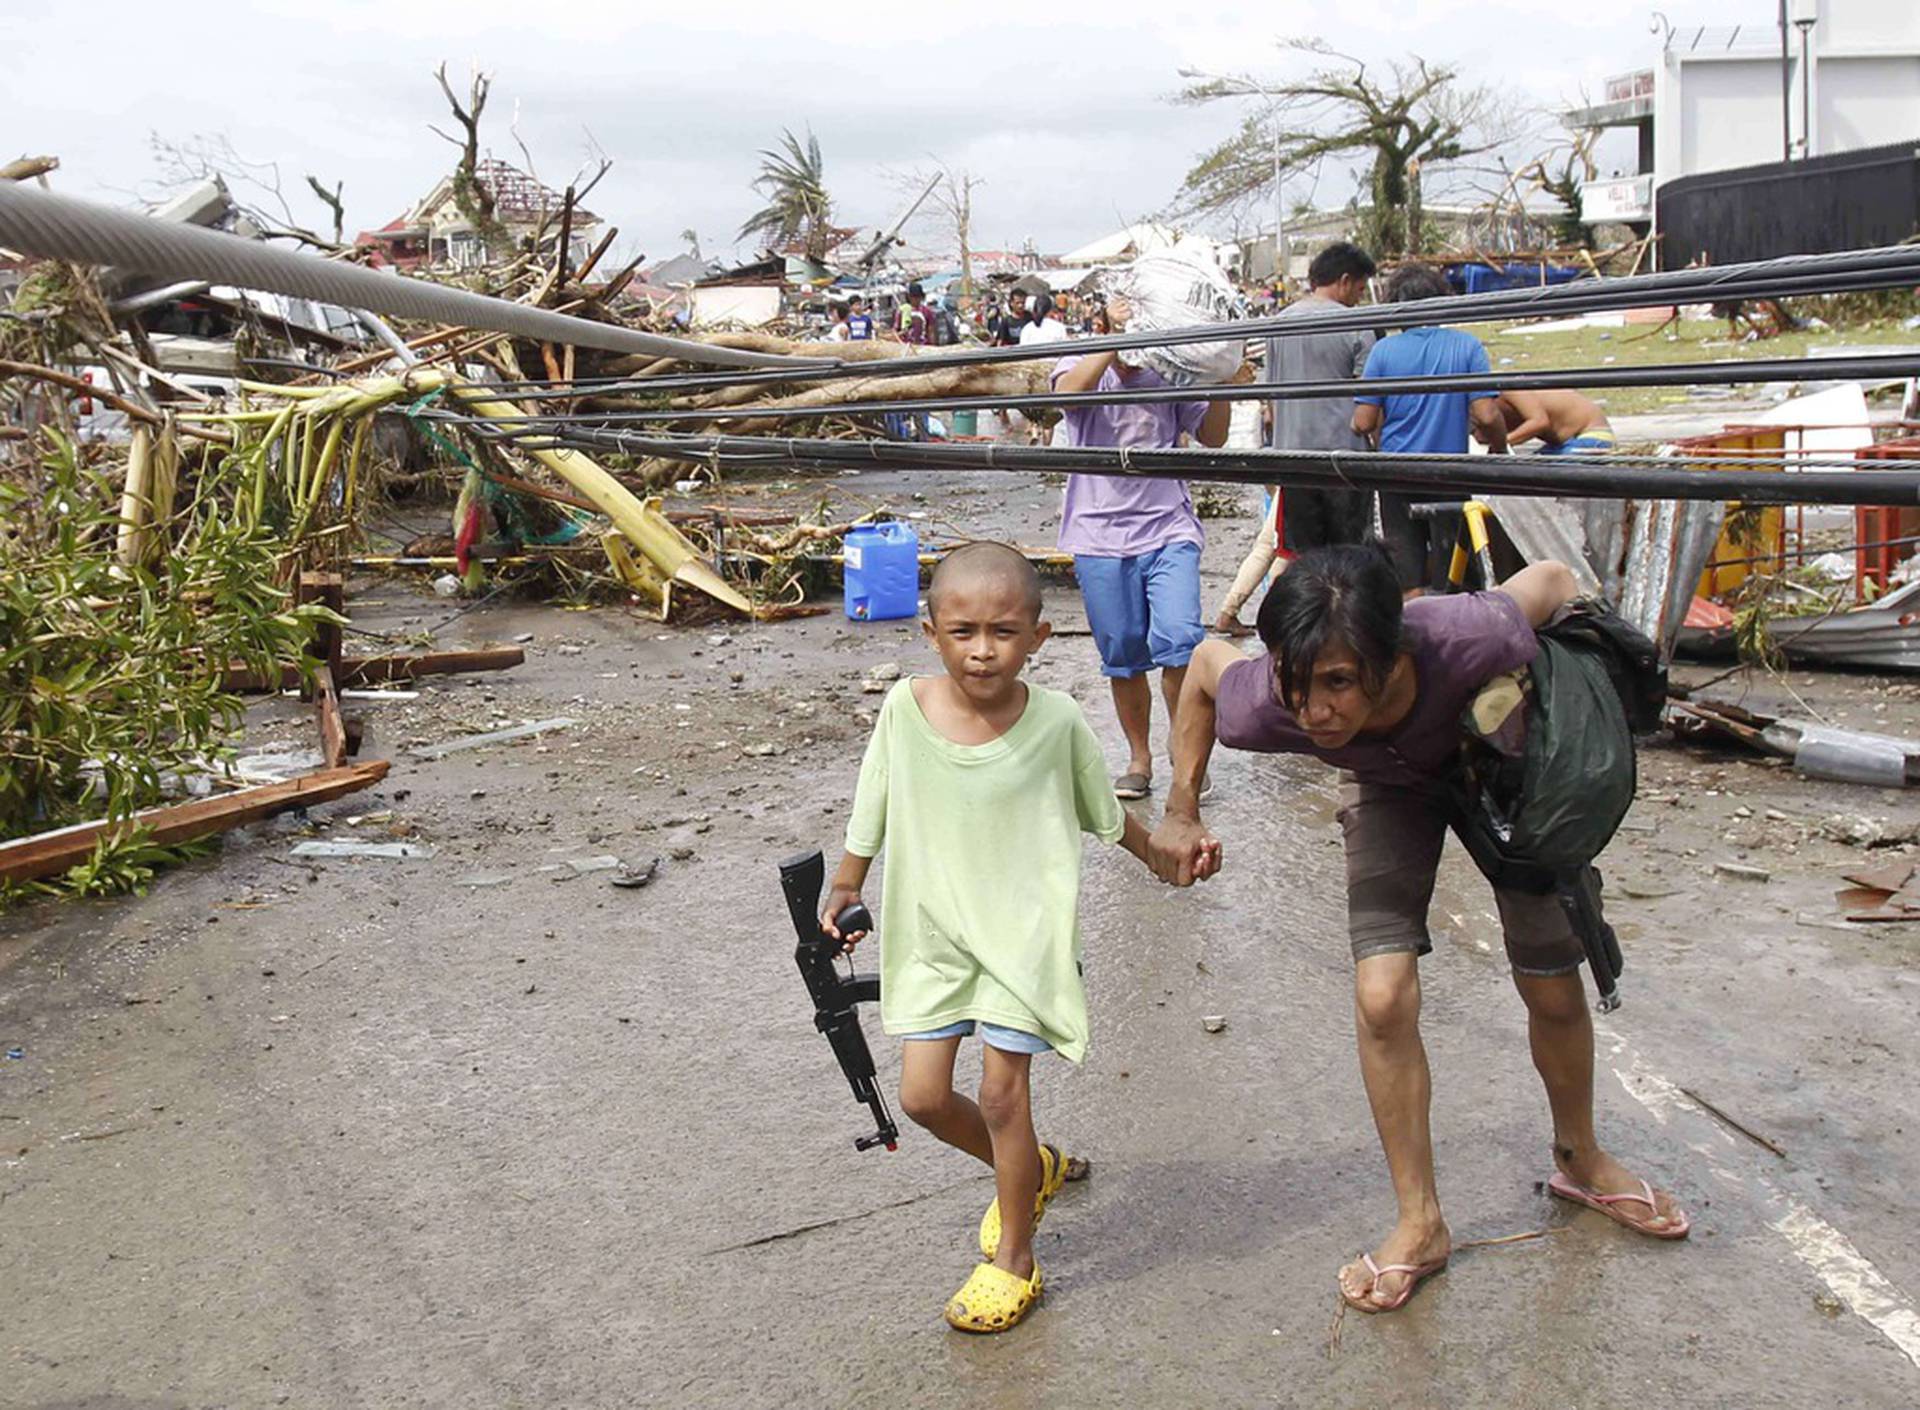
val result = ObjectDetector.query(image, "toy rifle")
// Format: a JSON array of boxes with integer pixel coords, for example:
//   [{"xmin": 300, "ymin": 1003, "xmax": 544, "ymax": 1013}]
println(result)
[
  {"xmin": 1557, "ymin": 866, "xmax": 1624, "ymax": 1014},
  {"xmin": 778, "ymin": 850, "xmax": 899, "ymax": 1152}
]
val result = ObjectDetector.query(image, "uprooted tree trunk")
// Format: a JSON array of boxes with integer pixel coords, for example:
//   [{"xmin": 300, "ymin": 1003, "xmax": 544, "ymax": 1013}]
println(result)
[
  {"xmin": 661, "ymin": 361, "xmax": 1053, "ymax": 435},
  {"xmin": 1, "ymin": 155, "xmax": 59, "ymax": 182}
]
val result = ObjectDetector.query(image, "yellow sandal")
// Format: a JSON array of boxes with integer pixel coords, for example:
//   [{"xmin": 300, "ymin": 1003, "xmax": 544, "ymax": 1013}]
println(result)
[
  {"xmin": 945, "ymin": 1260, "xmax": 1043, "ymax": 1333},
  {"xmin": 979, "ymin": 1143, "xmax": 1080, "ymax": 1259}
]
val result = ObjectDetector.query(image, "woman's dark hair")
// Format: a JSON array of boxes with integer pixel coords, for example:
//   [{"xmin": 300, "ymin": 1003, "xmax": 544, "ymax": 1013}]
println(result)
[
  {"xmin": 1028, "ymin": 292, "xmax": 1055, "ymax": 322},
  {"xmin": 1383, "ymin": 263, "xmax": 1452, "ymax": 304},
  {"xmin": 1255, "ymin": 541, "xmax": 1404, "ymax": 711}
]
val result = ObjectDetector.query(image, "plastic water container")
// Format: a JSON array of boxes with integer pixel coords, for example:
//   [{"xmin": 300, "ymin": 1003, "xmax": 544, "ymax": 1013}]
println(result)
[{"xmin": 843, "ymin": 523, "xmax": 920, "ymax": 621}]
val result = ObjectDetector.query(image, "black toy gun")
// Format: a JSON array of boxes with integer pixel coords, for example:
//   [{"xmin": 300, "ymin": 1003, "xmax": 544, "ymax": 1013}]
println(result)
[
  {"xmin": 1557, "ymin": 866, "xmax": 1624, "ymax": 1014},
  {"xmin": 778, "ymin": 850, "xmax": 899, "ymax": 1152}
]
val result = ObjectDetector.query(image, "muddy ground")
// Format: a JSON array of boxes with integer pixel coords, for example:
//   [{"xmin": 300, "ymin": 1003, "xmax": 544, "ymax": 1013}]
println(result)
[{"xmin": 4, "ymin": 468, "xmax": 1919, "ymax": 1409}]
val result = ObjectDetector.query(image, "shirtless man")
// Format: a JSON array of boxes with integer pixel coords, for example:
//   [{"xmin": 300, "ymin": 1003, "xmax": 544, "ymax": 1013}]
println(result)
[{"xmin": 1483, "ymin": 389, "xmax": 1614, "ymax": 456}]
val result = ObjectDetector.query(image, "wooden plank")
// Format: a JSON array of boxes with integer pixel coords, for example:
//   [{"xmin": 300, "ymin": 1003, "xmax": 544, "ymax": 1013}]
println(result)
[
  {"xmin": 340, "ymin": 647, "xmax": 525, "ymax": 685},
  {"xmin": 313, "ymin": 662, "xmax": 349, "ymax": 769},
  {"xmin": 0, "ymin": 761, "xmax": 391, "ymax": 885},
  {"xmin": 222, "ymin": 646, "xmax": 526, "ymax": 693}
]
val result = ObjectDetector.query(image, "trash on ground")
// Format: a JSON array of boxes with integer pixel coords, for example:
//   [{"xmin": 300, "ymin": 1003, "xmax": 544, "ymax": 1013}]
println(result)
[
  {"xmin": 288, "ymin": 840, "xmax": 435, "ymax": 861},
  {"xmin": 1836, "ymin": 861, "xmax": 1920, "ymax": 922},
  {"xmin": 611, "ymin": 857, "xmax": 661, "ymax": 889},
  {"xmin": 411, "ymin": 717, "xmax": 576, "ymax": 760},
  {"xmin": 565, "ymin": 854, "xmax": 622, "ymax": 875}
]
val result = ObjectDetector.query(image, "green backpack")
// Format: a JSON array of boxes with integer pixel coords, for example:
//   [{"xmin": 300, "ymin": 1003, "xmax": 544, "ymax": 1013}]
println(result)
[{"xmin": 1447, "ymin": 603, "xmax": 1665, "ymax": 1009}]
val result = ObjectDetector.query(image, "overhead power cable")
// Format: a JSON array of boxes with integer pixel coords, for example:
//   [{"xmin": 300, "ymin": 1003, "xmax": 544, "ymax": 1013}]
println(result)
[
  {"xmin": 457, "ymin": 422, "xmax": 1920, "ymax": 507},
  {"xmin": 443, "ymin": 352, "xmax": 1920, "ymax": 428},
  {"xmin": 462, "ymin": 246, "xmax": 1920, "ymax": 400},
  {"xmin": 0, "ymin": 181, "xmax": 826, "ymax": 371}
]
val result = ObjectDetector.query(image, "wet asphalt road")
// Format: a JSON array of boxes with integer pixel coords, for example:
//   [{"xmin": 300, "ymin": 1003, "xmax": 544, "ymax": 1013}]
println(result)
[{"xmin": 3, "ymin": 493, "xmax": 1919, "ymax": 1408}]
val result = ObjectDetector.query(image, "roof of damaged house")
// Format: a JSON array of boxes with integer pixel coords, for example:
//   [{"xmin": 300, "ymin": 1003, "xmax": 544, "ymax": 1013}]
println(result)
[{"xmin": 358, "ymin": 159, "xmax": 602, "ymax": 243}]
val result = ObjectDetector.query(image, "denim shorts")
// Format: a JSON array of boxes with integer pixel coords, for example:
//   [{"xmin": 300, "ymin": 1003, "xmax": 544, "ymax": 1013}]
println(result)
[
  {"xmin": 1073, "ymin": 541, "xmax": 1205, "ymax": 678},
  {"xmin": 901, "ymin": 1020, "xmax": 1053, "ymax": 1054}
]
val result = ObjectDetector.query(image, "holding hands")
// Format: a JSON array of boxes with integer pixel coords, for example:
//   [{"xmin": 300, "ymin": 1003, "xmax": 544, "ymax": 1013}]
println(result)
[{"xmin": 1147, "ymin": 813, "xmax": 1223, "ymax": 887}]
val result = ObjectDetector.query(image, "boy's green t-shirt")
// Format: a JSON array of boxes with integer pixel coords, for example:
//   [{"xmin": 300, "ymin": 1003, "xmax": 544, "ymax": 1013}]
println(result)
[{"xmin": 845, "ymin": 679, "xmax": 1124, "ymax": 1064}]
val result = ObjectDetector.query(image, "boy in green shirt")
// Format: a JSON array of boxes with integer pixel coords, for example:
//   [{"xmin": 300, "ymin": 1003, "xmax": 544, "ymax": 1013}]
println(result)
[{"xmin": 822, "ymin": 541, "xmax": 1153, "ymax": 1333}]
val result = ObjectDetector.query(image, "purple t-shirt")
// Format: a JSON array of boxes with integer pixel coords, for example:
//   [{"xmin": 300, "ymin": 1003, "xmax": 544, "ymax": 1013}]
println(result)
[
  {"xmin": 1214, "ymin": 590, "xmax": 1537, "ymax": 788},
  {"xmin": 1053, "ymin": 356, "xmax": 1207, "ymax": 558}
]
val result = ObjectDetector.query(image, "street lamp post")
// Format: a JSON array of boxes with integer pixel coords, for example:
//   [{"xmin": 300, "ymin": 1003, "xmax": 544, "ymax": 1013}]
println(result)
[{"xmin": 1794, "ymin": 15, "xmax": 1817, "ymax": 159}]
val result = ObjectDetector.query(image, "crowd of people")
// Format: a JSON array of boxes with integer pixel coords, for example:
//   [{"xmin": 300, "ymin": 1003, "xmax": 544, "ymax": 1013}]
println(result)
[{"xmin": 815, "ymin": 240, "xmax": 1675, "ymax": 1337}]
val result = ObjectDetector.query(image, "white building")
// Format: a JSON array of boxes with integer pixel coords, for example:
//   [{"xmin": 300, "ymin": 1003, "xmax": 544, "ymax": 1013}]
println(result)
[{"xmin": 1566, "ymin": 1, "xmax": 1920, "ymax": 228}]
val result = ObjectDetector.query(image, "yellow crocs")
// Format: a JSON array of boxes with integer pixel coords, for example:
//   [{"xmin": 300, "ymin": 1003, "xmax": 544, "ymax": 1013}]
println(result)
[
  {"xmin": 979, "ymin": 1143, "xmax": 1078, "ymax": 1259},
  {"xmin": 945, "ymin": 1260, "xmax": 1044, "ymax": 1333}
]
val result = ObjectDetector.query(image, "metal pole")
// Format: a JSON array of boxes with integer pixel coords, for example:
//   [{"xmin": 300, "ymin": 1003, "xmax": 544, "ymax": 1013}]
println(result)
[
  {"xmin": 1798, "ymin": 21, "xmax": 1815, "ymax": 158},
  {"xmin": 1271, "ymin": 106, "xmax": 1287, "ymax": 292},
  {"xmin": 1780, "ymin": 0, "xmax": 1793, "ymax": 161}
]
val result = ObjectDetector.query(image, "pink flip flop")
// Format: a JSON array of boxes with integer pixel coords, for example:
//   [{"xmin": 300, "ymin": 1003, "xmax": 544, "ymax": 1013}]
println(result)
[
  {"xmin": 1547, "ymin": 1170, "xmax": 1691, "ymax": 1240},
  {"xmin": 1340, "ymin": 1253, "xmax": 1449, "ymax": 1313}
]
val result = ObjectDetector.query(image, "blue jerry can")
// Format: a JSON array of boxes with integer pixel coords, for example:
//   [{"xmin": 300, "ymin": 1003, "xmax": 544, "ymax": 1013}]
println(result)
[{"xmin": 843, "ymin": 523, "xmax": 920, "ymax": 621}]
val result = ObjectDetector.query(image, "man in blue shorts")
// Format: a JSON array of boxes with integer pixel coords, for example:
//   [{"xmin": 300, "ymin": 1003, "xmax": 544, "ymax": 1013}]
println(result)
[
  {"xmin": 1053, "ymin": 296, "xmax": 1232, "ymax": 797},
  {"xmin": 1353, "ymin": 264, "xmax": 1507, "ymax": 593}
]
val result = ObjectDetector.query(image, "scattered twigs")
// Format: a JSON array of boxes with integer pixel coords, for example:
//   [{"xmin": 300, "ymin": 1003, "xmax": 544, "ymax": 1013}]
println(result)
[
  {"xmin": 1680, "ymin": 1086, "xmax": 1789, "ymax": 1158},
  {"xmin": 1453, "ymin": 1227, "xmax": 1568, "ymax": 1252}
]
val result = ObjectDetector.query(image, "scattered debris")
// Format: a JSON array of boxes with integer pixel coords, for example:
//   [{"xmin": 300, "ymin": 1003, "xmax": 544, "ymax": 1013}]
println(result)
[
  {"xmin": 410, "ymin": 716, "xmax": 575, "ymax": 760},
  {"xmin": 1679, "ymin": 1086, "xmax": 1789, "ymax": 1158},
  {"xmin": 1835, "ymin": 861, "xmax": 1920, "ymax": 923},
  {"xmin": 564, "ymin": 854, "xmax": 622, "ymax": 875},
  {"xmin": 1713, "ymin": 861, "xmax": 1771, "ymax": 883},
  {"xmin": 611, "ymin": 857, "xmax": 661, "ymax": 889},
  {"xmin": 288, "ymin": 840, "xmax": 435, "ymax": 861},
  {"xmin": 1201, "ymin": 1015, "xmax": 1228, "ymax": 1034}
]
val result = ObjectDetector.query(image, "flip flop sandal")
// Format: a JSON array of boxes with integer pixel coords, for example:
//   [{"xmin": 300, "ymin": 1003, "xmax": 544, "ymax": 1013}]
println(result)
[
  {"xmin": 1339, "ymin": 1253, "xmax": 1449, "ymax": 1314},
  {"xmin": 979, "ymin": 1143, "xmax": 1075, "ymax": 1260},
  {"xmin": 1113, "ymin": 772, "xmax": 1151, "ymax": 800},
  {"xmin": 945, "ymin": 1260, "xmax": 1044, "ymax": 1334},
  {"xmin": 1547, "ymin": 1171, "xmax": 1691, "ymax": 1239}
]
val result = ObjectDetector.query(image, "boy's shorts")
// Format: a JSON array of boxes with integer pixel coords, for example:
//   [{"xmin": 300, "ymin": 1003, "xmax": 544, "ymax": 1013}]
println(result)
[
  {"xmin": 1337, "ymin": 776, "xmax": 1585, "ymax": 977},
  {"xmin": 1074, "ymin": 541, "xmax": 1205, "ymax": 678},
  {"xmin": 902, "ymin": 1020, "xmax": 1052, "ymax": 1055}
]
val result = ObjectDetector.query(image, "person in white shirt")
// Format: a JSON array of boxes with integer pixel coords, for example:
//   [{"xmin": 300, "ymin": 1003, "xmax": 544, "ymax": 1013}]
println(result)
[{"xmin": 1018, "ymin": 293, "xmax": 1069, "ymax": 346}]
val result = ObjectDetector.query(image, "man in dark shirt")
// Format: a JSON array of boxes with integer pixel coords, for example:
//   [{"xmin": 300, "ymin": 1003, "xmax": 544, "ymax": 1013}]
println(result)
[{"xmin": 990, "ymin": 289, "xmax": 1028, "ymax": 347}]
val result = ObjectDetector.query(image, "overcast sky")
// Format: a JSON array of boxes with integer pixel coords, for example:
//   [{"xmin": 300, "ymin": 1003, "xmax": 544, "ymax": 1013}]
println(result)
[{"xmin": 5, "ymin": 0, "xmax": 1744, "ymax": 266}]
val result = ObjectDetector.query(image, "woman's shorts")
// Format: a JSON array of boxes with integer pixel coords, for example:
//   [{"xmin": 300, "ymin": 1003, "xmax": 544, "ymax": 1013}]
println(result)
[
  {"xmin": 1338, "ymin": 776, "xmax": 1586, "ymax": 976},
  {"xmin": 901, "ymin": 1020, "xmax": 1053, "ymax": 1055}
]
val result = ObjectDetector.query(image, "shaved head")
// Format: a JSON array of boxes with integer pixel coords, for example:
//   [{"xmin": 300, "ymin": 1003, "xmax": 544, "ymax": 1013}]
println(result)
[{"xmin": 927, "ymin": 541, "xmax": 1043, "ymax": 623}]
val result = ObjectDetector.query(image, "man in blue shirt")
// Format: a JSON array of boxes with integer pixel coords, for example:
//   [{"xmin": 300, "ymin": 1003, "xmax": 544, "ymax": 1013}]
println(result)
[{"xmin": 1353, "ymin": 265, "xmax": 1507, "ymax": 592}]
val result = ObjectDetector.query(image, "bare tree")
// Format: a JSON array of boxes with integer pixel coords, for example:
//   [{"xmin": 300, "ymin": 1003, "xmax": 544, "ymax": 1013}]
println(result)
[
  {"xmin": 1175, "ymin": 40, "xmax": 1514, "ymax": 256},
  {"xmin": 429, "ymin": 62, "xmax": 505, "ymax": 254},
  {"xmin": 304, "ymin": 175, "xmax": 346, "ymax": 244},
  {"xmin": 889, "ymin": 164, "xmax": 984, "ymax": 297}
]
